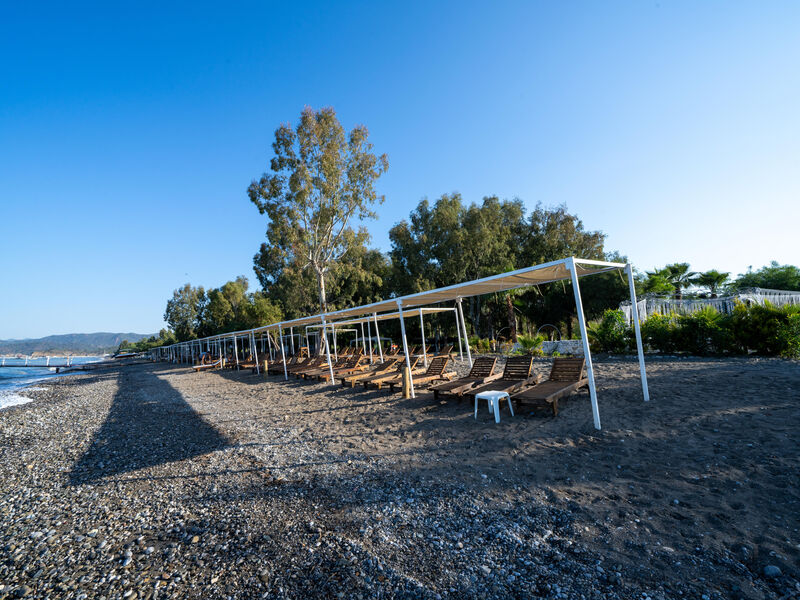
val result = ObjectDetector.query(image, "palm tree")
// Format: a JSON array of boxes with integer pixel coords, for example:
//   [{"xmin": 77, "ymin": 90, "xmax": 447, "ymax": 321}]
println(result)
[
  {"xmin": 693, "ymin": 269, "xmax": 730, "ymax": 298},
  {"xmin": 663, "ymin": 263, "xmax": 697, "ymax": 300},
  {"xmin": 642, "ymin": 269, "xmax": 675, "ymax": 295}
]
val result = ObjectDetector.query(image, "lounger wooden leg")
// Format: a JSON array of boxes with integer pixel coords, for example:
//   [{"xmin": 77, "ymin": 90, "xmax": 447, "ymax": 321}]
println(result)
[{"xmin": 552, "ymin": 400, "xmax": 558, "ymax": 417}]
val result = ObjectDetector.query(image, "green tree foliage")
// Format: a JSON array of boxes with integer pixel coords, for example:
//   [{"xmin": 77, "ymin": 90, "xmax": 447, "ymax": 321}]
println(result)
[
  {"xmin": 731, "ymin": 261, "xmax": 800, "ymax": 291},
  {"xmin": 164, "ymin": 284, "xmax": 206, "ymax": 342},
  {"xmin": 516, "ymin": 210, "xmax": 625, "ymax": 339},
  {"xmin": 118, "ymin": 329, "xmax": 176, "ymax": 353},
  {"xmin": 693, "ymin": 269, "xmax": 730, "ymax": 297},
  {"xmin": 165, "ymin": 277, "xmax": 282, "ymax": 340},
  {"xmin": 248, "ymin": 106, "xmax": 388, "ymax": 313},
  {"xmin": 640, "ymin": 270, "xmax": 675, "ymax": 295},
  {"xmin": 389, "ymin": 197, "xmax": 626, "ymax": 340},
  {"xmin": 640, "ymin": 263, "xmax": 701, "ymax": 298}
]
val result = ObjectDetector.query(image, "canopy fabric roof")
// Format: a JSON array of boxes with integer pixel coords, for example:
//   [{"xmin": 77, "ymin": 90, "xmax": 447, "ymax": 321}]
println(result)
[
  {"xmin": 153, "ymin": 256, "xmax": 650, "ymax": 432},
  {"xmin": 160, "ymin": 257, "xmax": 625, "ymax": 346},
  {"xmin": 307, "ymin": 306, "xmax": 454, "ymax": 329}
]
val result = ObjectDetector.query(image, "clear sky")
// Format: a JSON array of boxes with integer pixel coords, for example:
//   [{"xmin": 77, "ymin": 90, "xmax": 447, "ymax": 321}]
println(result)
[{"xmin": 1, "ymin": 1, "xmax": 798, "ymax": 339}]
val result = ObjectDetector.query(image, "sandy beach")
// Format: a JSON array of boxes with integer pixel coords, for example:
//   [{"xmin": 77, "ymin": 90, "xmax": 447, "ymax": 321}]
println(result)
[{"xmin": 1, "ymin": 357, "xmax": 798, "ymax": 599}]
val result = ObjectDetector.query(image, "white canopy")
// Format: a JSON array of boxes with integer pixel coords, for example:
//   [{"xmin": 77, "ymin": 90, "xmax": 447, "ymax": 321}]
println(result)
[{"xmin": 153, "ymin": 257, "xmax": 650, "ymax": 429}]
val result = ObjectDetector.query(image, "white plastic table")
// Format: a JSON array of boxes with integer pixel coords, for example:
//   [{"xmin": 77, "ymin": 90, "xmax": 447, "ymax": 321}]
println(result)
[{"xmin": 474, "ymin": 390, "xmax": 514, "ymax": 423}]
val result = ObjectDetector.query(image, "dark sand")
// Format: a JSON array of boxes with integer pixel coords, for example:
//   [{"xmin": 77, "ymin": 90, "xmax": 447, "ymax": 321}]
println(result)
[{"xmin": 1, "ymin": 357, "xmax": 798, "ymax": 599}]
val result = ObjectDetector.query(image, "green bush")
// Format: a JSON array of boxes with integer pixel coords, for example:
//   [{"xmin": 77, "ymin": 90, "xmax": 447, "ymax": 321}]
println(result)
[
  {"xmin": 516, "ymin": 333, "xmax": 545, "ymax": 355},
  {"xmin": 587, "ymin": 309, "xmax": 631, "ymax": 353},
  {"xmin": 673, "ymin": 307, "xmax": 730, "ymax": 356},
  {"xmin": 635, "ymin": 301, "xmax": 800, "ymax": 357},
  {"xmin": 468, "ymin": 336, "xmax": 493, "ymax": 353},
  {"xmin": 778, "ymin": 313, "xmax": 800, "ymax": 358},
  {"xmin": 640, "ymin": 313, "xmax": 675, "ymax": 353}
]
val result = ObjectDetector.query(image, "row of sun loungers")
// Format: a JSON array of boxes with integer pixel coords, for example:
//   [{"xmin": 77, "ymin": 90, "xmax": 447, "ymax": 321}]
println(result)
[
  {"xmin": 428, "ymin": 356, "xmax": 588, "ymax": 415},
  {"xmin": 194, "ymin": 343, "xmax": 588, "ymax": 417}
]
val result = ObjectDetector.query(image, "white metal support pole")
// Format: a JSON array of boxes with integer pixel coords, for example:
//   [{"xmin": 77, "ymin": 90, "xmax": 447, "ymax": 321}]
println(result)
[
  {"xmin": 279, "ymin": 327, "xmax": 288, "ymax": 380},
  {"xmin": 373, "ymin": 313, "xmax": 384, "ymax": 363},
  {"xmin": 321, "ymin": 317, "xmax": 336, "ymax": 384},
  {"xmin": 418, "ymin": 308, "xmax": 428, "ymax": 368},
  {"xmin": 397, "ymin": 300, "xmax": 415, "ymax": 398},
  {"xmin": 251, "ymin": 332, "xmax": 260, "ymax": 375},
  {"xmin": 626, "ymin": 263, "xmax": 650, "ymax": 401},
  {"xmin": 332, "ymin": 326, "xmax": 338, "ymax": 360},
  {"xmin": 366, "ymin": 318, "xmax": 373, "ymax": 364},
  {"xmin": 290, "ymin": 327, "xmax": 295, "ymax": 356},
  {"xmin": 234, "ymin": 336, "xmax": 239, "ymax": 370},
  {"xmin": 360, "ymin": 321, "xmax": 366, "ymax": 357},
  {"xmin": 456, "ymin": 298, "xmax": 473, "ymax": 367},
  {"xmin": 568, "ymin": 257, "xmax": 601, "ymax": 430},
  {"xmin": 454, "ymin": 307, "xmax": 463, "ymax": 360}
]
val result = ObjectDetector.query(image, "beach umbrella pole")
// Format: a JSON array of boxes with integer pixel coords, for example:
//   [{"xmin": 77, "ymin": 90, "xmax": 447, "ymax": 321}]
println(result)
[
  {"xmin": 568, "ymin": 257, "xmax": 601, "ymax": 430},
  {"xmin": 626, "ymin": 263, "xmax": 650, "ymax": 401},
  {"xmin": 396, "ymin": 300, "xmax": 415, "ymax": 398},
  {"xmin": 419, "ymin": 308, "xmax": 428, "ymax": 368},
  {"xmin": 279, "ymin": 327, "xmax": 288, "ymax": 380},
  {"xmin": 321, "ymin": 317, "xmax": 336, "ymax": 384},
  {"xmin": 456, "ymin": 298, "xmax": 472, "ymax": 368},
  {"xmin": 373, "ymin": 313, "xmax": 384, "ymax": 363}
]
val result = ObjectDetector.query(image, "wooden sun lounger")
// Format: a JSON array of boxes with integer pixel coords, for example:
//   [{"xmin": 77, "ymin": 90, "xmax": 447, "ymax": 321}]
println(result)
[
  {"xmin": 277, "ymin": 356, "xmax": 312, "ymax": 373},
  {"xmin": 267, "ymin": 353, "xmax": 305, "ymax": 374},
  {"xmin": 298, "ymin": 356, "xmax": 347, "ymax": 379},
  {"xmin": 511, "ymin": 358, "xmax": 587, "ymax": 416},
  {"xmin": 192, "ymin": 358, "xmax": 223, "ymax": 372},
  {"xmin": 435, "ymin": 344, "xmax": 454, "ymax": 356},
  {"xmin": 315, "ymin": 355, "xmax": 366, "ymax": 382},
  {"xmin": 361, "ymin": 356, "xmax": 421, "ymax": 389},
  {"xmin": 340, "ymin": 357, "xmax": 400, "ymax": 387},
  {"xmin": 287, "ymin": 356, "xmax": 325, "ymax": 375},
  {"xmin": 429, "ymin": 356, "xmax": 499, "ymax": 400},
  {"xmin": 386, "ymin": 356, "xmax": 456, "ymax": 393},
  {"xmin": 465, "ymin": 356, "xmax": 540, "ymax": 398},
  {"xmin": 327, "ymin": 356, "xmax": 371, "ymax": 381}
]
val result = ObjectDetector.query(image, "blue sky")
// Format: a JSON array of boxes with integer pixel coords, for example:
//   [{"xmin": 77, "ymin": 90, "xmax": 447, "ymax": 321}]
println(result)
[{"xmin": 1, "ymin": 1, "xmax": 798, "ymax": 339}]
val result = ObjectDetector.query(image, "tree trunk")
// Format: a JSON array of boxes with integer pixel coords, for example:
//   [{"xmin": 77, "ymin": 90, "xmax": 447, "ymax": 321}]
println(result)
[
  {"xmin": 505, "ymin": 294, "xmax": 517, "ymax": 342},
  {"xmin": 316, "ymin": 268, "xmax": 328, "ymax": 313}
]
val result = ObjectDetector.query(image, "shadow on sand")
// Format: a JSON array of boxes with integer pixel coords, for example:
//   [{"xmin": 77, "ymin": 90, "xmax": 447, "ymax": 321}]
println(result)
[{"xmin": 69, "ymin": 365, "xmax": 232, "ymax": 485}]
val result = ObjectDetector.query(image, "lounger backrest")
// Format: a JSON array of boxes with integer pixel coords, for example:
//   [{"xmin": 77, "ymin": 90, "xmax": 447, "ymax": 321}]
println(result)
[
  {"xmin": 376, "ymin": 357, "xmax": 399, "ymax": 372},
  {"xmin": 501, "ymin": 356, "xmax": 534, "ymax": 380},
  {"xmin": 467, "ymin": 356, "xmax": 497, "ymax": 378},
  {"xmin": 394, "ymin": 355, "xmax": 419, "ymax": 371},
  {"xmin": 344, "ymin": 355, "xmax": 362, "ymax": 368},
  {"xmin": 436, "ymin": 344, "xmax": 453, "ymax": 356},
  {"xmin": 548, "ymin": 357, "xmax": 585, "ymax": 382},
  {"xmin": 424, "ymin": 355, "xmax": 450, "ymax": 376}
]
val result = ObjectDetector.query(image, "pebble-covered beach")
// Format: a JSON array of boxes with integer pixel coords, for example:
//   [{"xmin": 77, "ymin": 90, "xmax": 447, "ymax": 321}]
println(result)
[{"xmin": 1, "ymin": 358, "xmax": 798, "ymax": 599}]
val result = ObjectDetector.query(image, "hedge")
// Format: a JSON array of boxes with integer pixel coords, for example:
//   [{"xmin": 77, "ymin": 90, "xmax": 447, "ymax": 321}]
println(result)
[{"xmin": 587, "ymin": 303, "xmax": 800, "ymax": 358}]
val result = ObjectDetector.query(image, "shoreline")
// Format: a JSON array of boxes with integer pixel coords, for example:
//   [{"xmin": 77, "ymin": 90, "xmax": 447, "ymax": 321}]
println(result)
[{"xmin": 1, "ymin": 358, "xmax": 798, "ymax": 599}]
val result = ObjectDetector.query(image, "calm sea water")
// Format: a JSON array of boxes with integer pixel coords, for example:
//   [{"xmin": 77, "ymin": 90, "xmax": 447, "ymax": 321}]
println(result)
[{"xmin": 0, "ymin": 357, "xmax": 105, "ymax": 409}]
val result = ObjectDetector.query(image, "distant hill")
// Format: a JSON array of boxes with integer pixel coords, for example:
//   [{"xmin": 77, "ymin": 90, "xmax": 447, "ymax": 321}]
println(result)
[{"xmin": 0, "ymin": 332, "xmax": 154, "ymax": 356}]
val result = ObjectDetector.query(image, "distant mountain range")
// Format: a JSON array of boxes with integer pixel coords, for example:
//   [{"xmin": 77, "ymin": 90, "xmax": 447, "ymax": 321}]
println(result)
[{"xmin": 0, "ymin": 332, "xmax": 154, "ymax": 356}]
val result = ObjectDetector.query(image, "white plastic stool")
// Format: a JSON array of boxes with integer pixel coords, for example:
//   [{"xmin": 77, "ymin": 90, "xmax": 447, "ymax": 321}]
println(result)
[{"xmin": 474, "ymin": 391, "xmax": 514, "ymax": 423}]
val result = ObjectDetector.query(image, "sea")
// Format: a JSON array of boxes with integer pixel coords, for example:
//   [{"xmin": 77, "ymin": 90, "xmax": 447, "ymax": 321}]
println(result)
[{"xmin": 0, "ymin": 357, "xmax": 105, "ymax": 410}]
